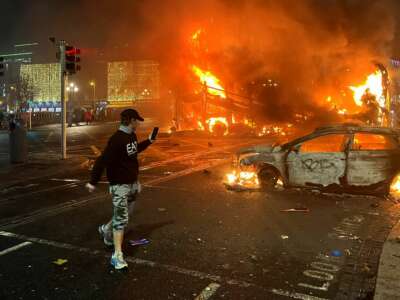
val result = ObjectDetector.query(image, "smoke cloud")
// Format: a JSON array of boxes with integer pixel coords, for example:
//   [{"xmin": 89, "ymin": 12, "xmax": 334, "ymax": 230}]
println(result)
[{"xmin": 5, "ymin": 0, "xmax": 400, "ymax": 125}]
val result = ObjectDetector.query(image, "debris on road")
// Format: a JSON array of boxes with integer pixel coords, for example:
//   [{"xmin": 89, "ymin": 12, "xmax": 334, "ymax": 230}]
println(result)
[
  {"xmin": 50, "ymin": 178, "xmax": 80, "ymax": 182},
  {"xmin": 203, "ymin": 169, "xmax": 211, "ymax": 175},
  {"xmin": 250, "ymin": 254, "xmax": 258, "ymax": 262},
  {"xmin": 158, "ymin": 207, "xmax": 167, "ymax": 212},
  {"xmin": 281, "ymin": 207, "xmax": 310, "ymax": 213},
  {"xmin": 281, "ymin": 235, "xmax": 289, "ymax": 240},
  {"xmin": 331, "ymin": 250, "xmax": 342, "ymax": 257},
  {"xmin": 344, "ymin": 249, "xmax": 352, "ymax": 256},
  {"xmin": 129, "ymin": 239, "xmax": 150, "ymax": 247},
  {"xmin": 53, "ymin": 259, "xmax": 68, "ymax": 266},
  {"xmin": 224, "ymin": 170, "xmax": 261, "ymax": 191}
]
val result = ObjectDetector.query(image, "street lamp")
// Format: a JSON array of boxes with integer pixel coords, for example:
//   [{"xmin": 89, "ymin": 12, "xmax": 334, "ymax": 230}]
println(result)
[{"xmin": 89, "ymin": 80, "xmax": 96, "ymax": 109}]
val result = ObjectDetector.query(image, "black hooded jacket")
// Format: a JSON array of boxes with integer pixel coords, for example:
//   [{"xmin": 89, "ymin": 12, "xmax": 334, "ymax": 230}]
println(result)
[{"xmin": 90, "ymin": 127, "xmax": 151, "ymax": 185}]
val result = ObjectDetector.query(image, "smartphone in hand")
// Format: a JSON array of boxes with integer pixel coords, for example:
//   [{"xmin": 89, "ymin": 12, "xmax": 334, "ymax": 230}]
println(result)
[{"xmin": 150, "ymin": 127, "xmax": 159, "ymax": 141}]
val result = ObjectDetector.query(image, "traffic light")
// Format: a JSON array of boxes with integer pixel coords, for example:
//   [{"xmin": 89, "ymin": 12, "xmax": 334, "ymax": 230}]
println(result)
[
  {"xmin": 0, "ymin": 57, "xmax": 4, "ymax": 77},
  {"xmin": 65, "ymin": 45, "xmax": 81, "ymax": 75}
]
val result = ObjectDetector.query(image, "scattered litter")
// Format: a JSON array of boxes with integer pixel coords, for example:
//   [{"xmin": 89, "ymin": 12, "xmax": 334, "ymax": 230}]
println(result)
[
  {"xmin": 224, "ymin": 183, "xmax": 260, "ymax": 192},
  {"xmin": 281, "ymin": 208, "xmax": 309, "ymax": 213},
  {"xmin": 50, "ymin": 178, "xmax": 80, "ymax": 182},
  {"xmin": 203, "ymin": 169, "xmax": 211, "ymax": 175},
  {"xmin": 157, "ymin": 208, "xmax": 167, "ymax": 212},
  {"xmin": 281, "ymin": 235, "xmax": 289, "ymax": 240},
  {"xmin": 370, "ymin": 203, "xmax": 379, "ymax": 208},
  {"xmin": 250, "ymin": 255, "xmax": 258, "ymax": 262},
  {"xmin": 163, "ymin": 171, "xmax": 173, "ymax": 175},
  {"xmin": 362, "ymin": 263, "xmax": 371, "ymax": 273},
  {"xmin": 344, "ymin": 249, "xmax": 352, "ymax": 256},
  {"xmin": 129, "ymin": 238, "xmax": 150, "ymax": 247},
  {"xmin": 368, "ymin": 212, "xmax": 380, "ymax": 216},
  {"xmin": 53, "ymin": 259, "xmax": 68, "ymax": 266},
  {"xmin": 208, "ymin": 142, "xmax": 213, "ymax": 147},
  {"xmin": 331, "ymin": 250, "xmax": 342, "ymax": 257},
  {"xmin": 197, "ymin": 238, "xmax": 203, "ymax": 243}
]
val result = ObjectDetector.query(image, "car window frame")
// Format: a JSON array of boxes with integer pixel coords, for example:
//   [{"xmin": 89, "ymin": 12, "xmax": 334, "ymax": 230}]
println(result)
[
  {"xmin": 293, "ymin": 133, "xmax": 351, "ymax": 153},
  {"xmin": 349, "ymin": 132, "xmax": 399, "ymax": 152}
]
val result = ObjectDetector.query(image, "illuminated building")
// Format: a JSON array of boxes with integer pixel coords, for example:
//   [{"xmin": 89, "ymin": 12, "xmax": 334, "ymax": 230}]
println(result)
[
  {"xmin": 107, "ymin": 60, "xmax": 160, "ymax": 107},
  {"xmin": 19, "ymin": 63, "xmax": 62, "ymax": 111}
]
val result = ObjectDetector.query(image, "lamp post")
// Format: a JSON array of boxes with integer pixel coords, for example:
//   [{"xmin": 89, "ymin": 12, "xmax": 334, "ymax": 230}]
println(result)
[{"xmin": 89, "ymin": 80, "xmax": 96, "ymax": 109}]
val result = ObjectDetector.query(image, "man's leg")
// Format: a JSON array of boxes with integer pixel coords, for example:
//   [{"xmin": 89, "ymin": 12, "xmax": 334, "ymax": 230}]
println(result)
[
  {"xmin": 103, "ymin": 184, "xmax": 141, "ymax": 243},
  {"xmin": 110, "ymin": 184, "xmax": 130, "ymax": 269}
]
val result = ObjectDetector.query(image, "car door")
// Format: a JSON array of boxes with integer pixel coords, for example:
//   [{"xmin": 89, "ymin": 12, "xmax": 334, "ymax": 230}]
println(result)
[
  {"xmin": 286, "ymin": 134, "xmax": 348, "ymax": 187},
  {"xmin": 347, "ymin": 132, "xmax": 400, "ymax": 186}
]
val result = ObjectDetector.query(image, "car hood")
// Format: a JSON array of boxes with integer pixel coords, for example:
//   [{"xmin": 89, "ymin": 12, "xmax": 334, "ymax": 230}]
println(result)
[{"xmin": 236, "ymin": 144, "xmax": 282, "ymax": 156}]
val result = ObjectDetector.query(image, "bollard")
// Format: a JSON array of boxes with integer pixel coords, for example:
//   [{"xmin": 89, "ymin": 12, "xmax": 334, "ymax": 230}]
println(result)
[{"xmin": 9, "ymin": 118, "xmax": 28, "ymax": 164}]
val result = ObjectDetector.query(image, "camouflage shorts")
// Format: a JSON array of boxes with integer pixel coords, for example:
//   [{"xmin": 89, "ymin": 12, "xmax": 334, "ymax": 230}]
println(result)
[{"xmin": 110, "ymin": 183, "xmax": 140, "ymax": 231}]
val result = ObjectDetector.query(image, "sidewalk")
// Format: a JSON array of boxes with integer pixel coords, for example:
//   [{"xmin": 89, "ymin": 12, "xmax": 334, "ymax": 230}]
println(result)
[{"xmin": 374, "ymin": 219, "xmax": 400, "ymax": 299}]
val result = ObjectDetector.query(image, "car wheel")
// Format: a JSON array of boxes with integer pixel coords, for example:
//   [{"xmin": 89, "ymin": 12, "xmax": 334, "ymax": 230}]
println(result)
[{"xmin": 258, "ymin": 167, "xmax": 279, "ymax": 190}]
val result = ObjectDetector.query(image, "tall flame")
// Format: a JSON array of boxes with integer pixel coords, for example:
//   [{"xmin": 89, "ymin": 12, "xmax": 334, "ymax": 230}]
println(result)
[
  {"xmin": 206, "ymin": 117, "xmax": 229, "ymax": 135},
  {"xmin": 349, "ymin": 71, "xmax": 384, "ymax": 108},
  {"xmin": 192, "ymin": 65, "xmax": 226, "ymax": 98}
]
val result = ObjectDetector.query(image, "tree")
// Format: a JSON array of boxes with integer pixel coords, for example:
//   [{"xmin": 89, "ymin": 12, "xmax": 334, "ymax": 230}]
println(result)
[{"xmin": 15, "ymin": 77, "xmax": 36, "ymax": 110}]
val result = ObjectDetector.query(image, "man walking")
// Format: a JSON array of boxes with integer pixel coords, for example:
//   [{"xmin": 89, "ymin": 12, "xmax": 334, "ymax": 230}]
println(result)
[{"xmin": 85, "ymin": 109, "xmax": 156, "ymax": 269}]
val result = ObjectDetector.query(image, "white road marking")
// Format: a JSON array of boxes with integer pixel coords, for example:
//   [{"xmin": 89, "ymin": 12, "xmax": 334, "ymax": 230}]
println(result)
[
  {"xmin": 0, "ymin": 231, "xmax": 253, "ymax": 289},
  {"xmin": 0, "ymin": 241, "xmax": 32, "ymax": 256},
  {"xmin": 271, "ymin": 288, "xmax": 329, "ymax": 300},
  {"xmin": 195, "ymin": 283, "xmax": 221, "ymax": 300}
]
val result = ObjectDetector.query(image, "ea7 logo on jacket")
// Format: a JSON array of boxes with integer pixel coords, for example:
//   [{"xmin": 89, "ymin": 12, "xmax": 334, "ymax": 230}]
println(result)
[{"xmin": 126, "ymin": 142, "xmax": 138, "ymax": 156}]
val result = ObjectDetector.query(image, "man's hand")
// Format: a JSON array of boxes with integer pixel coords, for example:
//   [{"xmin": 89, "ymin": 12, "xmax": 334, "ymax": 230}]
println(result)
[
  {"xmin": 85, "ymin": 183, "xmax": 96, "ymax": 193},
  {"xmin": 149, "ymin": 132, "xmax": 155, "ymax": 143}
]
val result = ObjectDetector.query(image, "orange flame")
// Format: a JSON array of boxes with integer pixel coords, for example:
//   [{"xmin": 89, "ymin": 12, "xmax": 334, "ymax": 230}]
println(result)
[
  {"xmin": 349, "ymin": 71, "xmax": 384, "ymax": 108},
  {"xmin": 192, "ymin": 65, "xmax": 226, "ymax": 98},
  {"xmin": 192, "ymin": 29, "xmax": 202, "ymax": 42},
  {"xmin": 206, "ymin": 117, "xmax": 229, "ymax": 135},
  {"xmin": 226, "ymin": 170, "xmax": 259, "ymax": 187},
  {"xmin": 390, "ymin": 174, "xmax": 400, "ymax": 196}
]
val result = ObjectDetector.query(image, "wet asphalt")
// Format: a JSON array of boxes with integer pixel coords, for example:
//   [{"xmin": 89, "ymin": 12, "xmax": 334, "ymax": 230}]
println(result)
[{"xmin": 0, "ymin": 123, "xmax": 399, "ymax": 300}]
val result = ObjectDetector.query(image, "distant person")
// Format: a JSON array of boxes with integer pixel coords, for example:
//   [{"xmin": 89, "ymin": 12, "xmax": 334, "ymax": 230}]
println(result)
[
  {"xmin": 84, "ymin": 109, "xmax": 92, "ymax": 125},
  {"xmin": 85, "ymin": 109, "xmax": 158, "ymax": 270},
  {"xmin": 0, "ymin": 111, "xmax": 4, "ymax": 129}
]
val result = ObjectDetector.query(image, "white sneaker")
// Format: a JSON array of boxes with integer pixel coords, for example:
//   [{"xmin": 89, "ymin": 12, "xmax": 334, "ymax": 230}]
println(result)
[
  {"xmin": 98, "ymin": 225, "xmax": 113, "ymax": 246},
  {"xmin": 111, "ymin": 252, "xmax": 128, "ymax": 269}
]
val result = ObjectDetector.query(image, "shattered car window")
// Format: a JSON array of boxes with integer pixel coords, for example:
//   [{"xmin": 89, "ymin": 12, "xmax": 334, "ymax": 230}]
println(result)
[
  {"xmin": 299, "ymin": 134, "xmax": 346, "ymax": 153},
  {"xmin": 352, "ymin": 133, "xmax": 398, "ymax": 151}
]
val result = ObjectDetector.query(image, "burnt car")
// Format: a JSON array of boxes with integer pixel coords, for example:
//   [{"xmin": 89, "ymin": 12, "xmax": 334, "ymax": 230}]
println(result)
[{"xmin": 236, "ymin": 124, "xmax": 400, "ymax": 195}]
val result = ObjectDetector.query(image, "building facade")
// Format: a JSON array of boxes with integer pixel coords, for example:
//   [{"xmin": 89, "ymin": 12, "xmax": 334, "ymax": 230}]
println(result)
[
  {"xmin": 19, "ymin": 63, "xmax": 61, "ymax": 111},
  {"xmin": 107, "ymin": 60, "xmax": 160, "ymax": 107}
]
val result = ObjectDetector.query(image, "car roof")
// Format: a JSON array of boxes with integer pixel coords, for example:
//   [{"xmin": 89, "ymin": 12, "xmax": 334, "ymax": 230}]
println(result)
[
  {"xmin": 283, "ymin": 124, "xmax": 399, "ymax": 149},
  {"xmin": 313, "ymin": 124, "xmax": 398, "ymax": 135}
]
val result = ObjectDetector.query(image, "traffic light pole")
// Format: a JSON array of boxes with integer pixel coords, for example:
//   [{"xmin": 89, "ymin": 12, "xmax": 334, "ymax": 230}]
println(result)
[{"xmin": 59, "ymin": 41, "xmax": 67, "ymax": 159}]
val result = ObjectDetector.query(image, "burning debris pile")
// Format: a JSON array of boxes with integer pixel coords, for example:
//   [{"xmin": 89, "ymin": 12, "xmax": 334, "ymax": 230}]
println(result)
[{"xmin": 225, "ymin": 170, "xmax": 260, "ymax": 191}]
